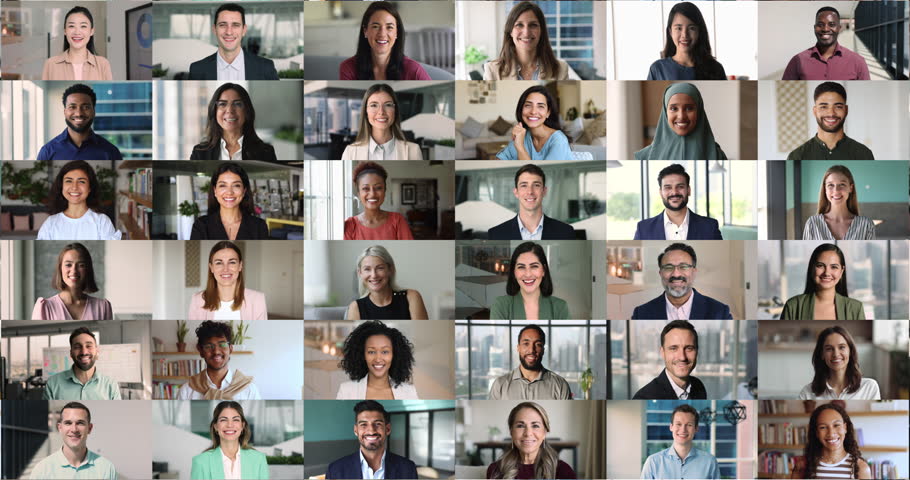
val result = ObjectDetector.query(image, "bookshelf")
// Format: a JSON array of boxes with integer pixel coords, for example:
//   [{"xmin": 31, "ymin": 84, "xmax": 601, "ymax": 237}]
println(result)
[
  {"xmin": 151, "ymin": 350, "xmax": 255, "ymax": 399},
  {"xmin": 117, "ymin": 161, "xmax": 153, "ymax": 239}
]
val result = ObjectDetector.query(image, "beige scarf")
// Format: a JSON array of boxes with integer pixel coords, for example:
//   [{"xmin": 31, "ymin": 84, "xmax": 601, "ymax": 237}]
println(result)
[{"xmin": 187, "ymin": 369, "xmax": 253, "ymax": 399}]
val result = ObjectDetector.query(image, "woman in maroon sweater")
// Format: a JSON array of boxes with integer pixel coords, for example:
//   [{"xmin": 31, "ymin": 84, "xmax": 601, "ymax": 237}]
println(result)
[
  {"xmin": 486, "ymin": 402, "xmax": 577, "ymax": 479},
  {"xmin": 338, "ymin": 1, "xmax": 430, "ymax": 80}
]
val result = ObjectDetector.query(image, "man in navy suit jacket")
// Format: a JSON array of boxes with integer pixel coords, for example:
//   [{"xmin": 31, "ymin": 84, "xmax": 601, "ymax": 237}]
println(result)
[
  {"xmin": 488, "ymin": 164, "xmax": 576, "ymax": 240},
  {"xmin": 188, "ymin": 3, "xmax": 279, "ymax": 80},
  {"xmin": 633, "ymin": 320, "xmax": 709, "ymax": 399},
  {"xmin": 326, "ymin": 400, "xmax": 418, "ymax": 479},
  {"xmin": 631, "ymin": 243, "xmax": 732, "ymax": 320},
  {"xmin": 633, "ymin": 163, "xmax": 722, "ymax": 240}
]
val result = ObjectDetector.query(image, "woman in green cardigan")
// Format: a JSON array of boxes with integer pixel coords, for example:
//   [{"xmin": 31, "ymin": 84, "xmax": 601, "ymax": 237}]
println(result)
[
  {"xmin": 780, "ymin": 243, "xmax": 866, "ymax": 320},
  {"xmin": 191, "ymin": 401, "xmax": 269, "ymax": 479},
  {"xmin": 490, "ymin": 242, "xmax": 570, "ymax": 320}
]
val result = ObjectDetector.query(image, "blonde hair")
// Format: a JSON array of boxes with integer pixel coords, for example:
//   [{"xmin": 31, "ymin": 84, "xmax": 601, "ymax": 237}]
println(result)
[
  {"xmin": 356, "ymin": 245, "xmax": 402, "ymax": 296},
  {"xmin": 490, "ymin": 402, "xmax": 559, "ymax": 479},
  {"xmin": 817, "ymin": 165, "xmax": 859, "ymax": 215}
]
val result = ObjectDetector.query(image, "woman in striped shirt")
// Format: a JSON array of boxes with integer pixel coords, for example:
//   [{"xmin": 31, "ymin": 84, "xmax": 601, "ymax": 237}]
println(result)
[
  {"xmin": 803, "ymin": 165, "xmax": 876, "ymax": 240},
  {"xmin": 791, "ymin": 403, "xmax": 871, "ymax": 479}
]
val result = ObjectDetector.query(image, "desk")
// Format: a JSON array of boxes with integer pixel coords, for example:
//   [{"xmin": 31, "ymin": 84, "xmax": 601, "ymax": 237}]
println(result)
[
  {"xmin": 476, "ymin": 141, "xmax": 510, "ymax": 160},
  {"xmin": 474, "ymin": 440, "xmax": 580, "ymax": 471}
]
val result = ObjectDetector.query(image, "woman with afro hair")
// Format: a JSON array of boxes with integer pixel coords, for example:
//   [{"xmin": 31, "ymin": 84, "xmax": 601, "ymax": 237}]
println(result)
[{"xmin": 336, "ymin": 320, "xmax": 419, "ymax": 399}]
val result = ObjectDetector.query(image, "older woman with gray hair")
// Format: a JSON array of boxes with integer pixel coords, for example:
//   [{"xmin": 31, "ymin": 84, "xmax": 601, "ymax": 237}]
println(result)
[{"xmin": 346, "ymin": 245, "xmax": 428, "ymax": 320}]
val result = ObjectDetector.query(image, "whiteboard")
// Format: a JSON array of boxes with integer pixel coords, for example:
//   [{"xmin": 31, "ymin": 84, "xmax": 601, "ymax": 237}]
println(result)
[{"xmin": 43, "ymin": 344, "xmax": 143, "ymax": 384}]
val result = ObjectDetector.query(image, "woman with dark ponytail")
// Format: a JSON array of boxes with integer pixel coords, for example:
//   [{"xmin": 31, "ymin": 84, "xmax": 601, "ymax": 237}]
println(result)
[
  {"xmin": 647, "ymin": 2, "xmax": 726, "ymax": 80},
  {"xmin": 43, "ymin": 6, "xmax": 112, "ymax": 80}
]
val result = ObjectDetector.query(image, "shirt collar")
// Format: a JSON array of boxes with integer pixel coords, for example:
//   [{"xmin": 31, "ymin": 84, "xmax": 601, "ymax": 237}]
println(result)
[
  {"xmin": 517, "ymin": 214, "xmax": 545, "ymax": 236},
  {"xmin": 664, "ymin": 289, "xmax": 695, "ymax": 320},
  {"xmin": 663, "ymin": 209, "xmax": 690, "ymax": 228},
  {"xmin": 514, "ymin": 61, "xmax": 541, "ymax": 80},
  {"xmin": 206, "ymin": 368, "xmax": 235, "ymax": 389},
  {"xmin": 217, "ymin": 48, "xmax": 245, "ymax": 70},
  {"xmin": 812, "ymin": 134, "xmax": 850, "ymax": 150},
  {"xmin": 56, "ymin": 129, "xmax": 99, "ymax": 146},
  {"xmin": 220, "ymin": 135, "xmax": 245, "ymax": 154},
  {"xmin": 662, "ymin": 445, "xmax": 698, "ymax": 462},
  {"xmin": 665, "ymin": 369, "xmax": 692, "ymax": 399},
  {"xmin": 810, "ymin": 43, "xmax": 843, "ymax": 58},
  {"xmin": 54, "ymin": 52, "xmax": 99, "ymax": 67},
  {"xmin": 360, "ymin": 449, "xmax": 387, "ymax": 477},
  {"xmin": 53, "ymin": 447, "xmax": 97, "ymax": 469},
  {"xmin": 369, "ymin": 136, "xmax": 397, "ymax": 157},
  {"xmin": 510, "ymin": 366, "xmax": 549, "ymax": 383},
  {"xmin": 66, "ymin": 366, "xmax": 98, "ymax": 386}
]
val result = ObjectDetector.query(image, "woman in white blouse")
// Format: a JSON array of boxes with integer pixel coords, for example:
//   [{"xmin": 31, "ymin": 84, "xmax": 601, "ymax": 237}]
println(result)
[
  {"xmin": 802, "ymin": 165, "xmax": 875, "ymax": 240},
  {"xmin": 37, "ymin": 160, "xmax": 121, "ymax": 240},
  {"xmin": 336, "ymin": 320, "xmax": 419, "ymax": 399},
  {"xmin": 799, "ymin": 325, "xmax": 881, "ymax": 400}
]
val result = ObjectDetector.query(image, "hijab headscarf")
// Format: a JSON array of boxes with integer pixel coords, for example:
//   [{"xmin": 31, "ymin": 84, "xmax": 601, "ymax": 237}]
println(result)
[{"xmin": 634, "ymin": 82, "xmax": 727, "ymax": 160}]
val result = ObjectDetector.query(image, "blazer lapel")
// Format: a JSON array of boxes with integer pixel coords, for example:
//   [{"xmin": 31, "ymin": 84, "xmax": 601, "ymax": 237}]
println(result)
[
  {"xmin": 689, "ymin": 289, "xmax": 706, "ymax": 319},
  {"xmin": 240, "ymin": 449, "xmax": 258, "ymax": 479},
  {"xmin": 394, "ymin": 141, "xmax": 409, "ymax": 160},
  {"xmin": 650, "ymin": 215, "xmax": 666, "ymax": 240},
  {"xmin": 212, "ymin": 447, "xmax": 226, "ymax": 479}
]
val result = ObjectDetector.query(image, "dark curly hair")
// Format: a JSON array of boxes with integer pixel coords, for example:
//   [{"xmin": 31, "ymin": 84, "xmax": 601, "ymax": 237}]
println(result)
[
  {"xmin": 49, "ymin": 160, "xmax": 102, "ymax": 215},
  {"xmin": 804, "ymin": 403, "xmax": 864, "ymax": 479},
  {"xmin": 339, "ymin": 320, "xmax": 415, "ymax": 387},
  {"xmin": 195, "ymin": 320, "xmax": 234, "ymax": 348}
]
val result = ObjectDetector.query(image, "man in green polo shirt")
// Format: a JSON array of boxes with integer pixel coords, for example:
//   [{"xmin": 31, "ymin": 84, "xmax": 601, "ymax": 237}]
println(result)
[
  {"xmin": 44, "ymin": 327, "xmax": 121, "ymax": 400},
  {"xmin": 787, "ymin": 82, "xmax": 874, "ymax": 160},
  {"xmin": 29, "ymin": 402, "xmax": 118, "ymax": 479}
]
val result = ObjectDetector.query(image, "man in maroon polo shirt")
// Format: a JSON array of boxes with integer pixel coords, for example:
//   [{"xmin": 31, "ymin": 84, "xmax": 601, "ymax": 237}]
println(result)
[{"xmin": 782, "ymin": 6, "xmax": 870, "ymax": 80}]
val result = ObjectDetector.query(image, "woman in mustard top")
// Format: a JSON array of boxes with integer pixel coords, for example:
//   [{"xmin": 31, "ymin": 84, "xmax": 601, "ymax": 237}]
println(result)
[
  {"xmin": 490, "ymin": 242, "xmax": 569, "ymax": 320},
  {"xmin": 191, "ymin": 401, "xmax": 269, "ymax": 479},
  {"xmin": 43, "ymin": 6, "xmax": 113, "ymax": 80}
]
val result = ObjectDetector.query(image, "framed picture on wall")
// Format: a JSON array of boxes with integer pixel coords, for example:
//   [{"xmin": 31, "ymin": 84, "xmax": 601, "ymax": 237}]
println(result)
[{"xmin": 401, "ymin": 184, "xmax": 416, "ymax": 205}]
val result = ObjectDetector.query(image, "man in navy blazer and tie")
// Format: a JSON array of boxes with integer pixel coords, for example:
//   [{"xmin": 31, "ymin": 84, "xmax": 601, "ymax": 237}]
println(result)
[
  {"xmin": 188, "ymin": 3, "xmax": 279, "ymax": 80},
  {"xmin": 634, "ymin": 164, "xmax": 722, "ymax": 240},
  {"xmin": 632, "ymin": 243, "xmax": 732, "ymax": 320},
  {"xmin": 326, "ymin": 400, "xmax": 418, "ymax": 479},
  {"xmin": 488, "ymin": 164, "xmax": 576, "ymax": 240}
]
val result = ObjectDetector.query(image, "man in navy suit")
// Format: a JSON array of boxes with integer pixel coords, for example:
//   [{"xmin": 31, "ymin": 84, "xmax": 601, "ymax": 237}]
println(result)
[
  {"xmin": 487, "ymin": 164, "xmax": 576, "ymax": 240},
  {"xmin": 632, "ymin": 243, "xmax": 732, "ymax": 320},
  {"xmin": 326, "ymin": 400, "xmax": 418, "ymax": 479},
  {"xmin": 188, "ymin": 3, "xmax": 279, "ymax": 80},
  {"xmin": 633, "ymin": 320, "xmax": 708, "ymax": 399},
  {"xmin": 633, "ymin": 164, "xmax": 722, "ymax": 240}
]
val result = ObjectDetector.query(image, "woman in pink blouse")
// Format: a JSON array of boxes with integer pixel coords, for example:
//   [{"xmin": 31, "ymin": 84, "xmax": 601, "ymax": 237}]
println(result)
[
  {"xmin": 32, "ymin": 243, "xmax": 113, "ymax": 320},
  {"xmin": 344, "ymin": 162, "xmax": 415, "ymax": 240}
]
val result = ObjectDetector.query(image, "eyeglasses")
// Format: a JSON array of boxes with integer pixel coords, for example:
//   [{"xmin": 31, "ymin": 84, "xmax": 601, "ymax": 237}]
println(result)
[
  {"xmin": 216, "ymin": 100, "xmax": 245, "ymax": 110},
  {"xmin": 660, "ymin": 263, "xmax": 694, "ymax": 273},
  {"xmin": 201, "ymin": 341, "xmax": 231, "ymax": 352}
]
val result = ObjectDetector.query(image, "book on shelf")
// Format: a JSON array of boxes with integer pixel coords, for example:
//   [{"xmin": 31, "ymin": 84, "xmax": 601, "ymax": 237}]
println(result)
[
  {"xmin": 759, "ymin": 450, "xmax": 804, "ymax": 475},
  {"xmin": 153, "ymin": 358, "xmax": 204, "ymax": 377},
  {"xmin": 153, "ymin": 381, "xmax": 184, "ymax": 400},
  {"xmin": 868, "ymin": 459, "xmax": 899, "ymax": 479},
  {"xmin": 129, "ymin": 168, "xmax": 152, "ymax": 197},
  {"xmin": 759, "ymin": 423, "xmax": 808, "ymax": 446},
  {"xmin": 760, "ymin": 400, "xmax": 792, "ymax": 415}
]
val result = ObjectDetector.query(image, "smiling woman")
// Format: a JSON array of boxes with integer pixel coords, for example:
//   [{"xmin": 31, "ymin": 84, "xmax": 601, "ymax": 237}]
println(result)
[
  {"xmin": 191, "ymin": 401, "xmax": 269, "ymax": 480},
  {"xmin": 190, "ymin": 83, "xmax": 278, "ymax": 161},
  {"xmin": 191, "ymin": 162, "xmax": 270, "ymax": 240},
  {"xmin": 487, "ymin": 402, "xmax": 576, "ymax": 479},
  {"xmin": 341, "ymin": 84, "xmax": 422, "ymax": 160},
  {"xmin": 496, "ymin": 86, "xmax": 572, "ymax": 161},
  {"xmin": 490, "ymin": 242, "xmax": 569, "ymax": 320},
  {"xmin": 188, "ymin": 241, "xmax": 268, "ymax": 320},
  {"xmin": 336, "ymin": 320, "xmax": 419, "ymax": 399},
  {"xmin": 37, "ymin": 160, "xmax": 121, "ymax": 240},
  {"xmin": 339, "ymin": 1, "xmax": 430, "ymax": 80},
  {"xmin": 346, "ymin": 245, "xmax": 428, "ymax": 320},
  {"xmin": 483, "ymin": 1, "xmax": 569, "ymax": 81},
  {"xmin": 780, "ymin": 243, "xmax": 866, "ymax": 320},
  {"xmin": 344, "ymin": 162, "xmax": 415, "ymax": 240},
  {"xmin": 42, "ymin": 6, "xmax": 112, "ymax": 80},
  {"xmin": 32, "ymin": 242, "xmax": 113, "ymax": 320},
  {"xmin": 635, "ymin": 82, "xmax": 727, "ymax": 160}
]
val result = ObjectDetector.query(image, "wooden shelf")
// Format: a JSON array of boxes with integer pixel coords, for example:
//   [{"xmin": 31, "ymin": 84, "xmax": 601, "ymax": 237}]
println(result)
[
  {"xmin": 119, "ymin": 213, "xmax": 148, "ymax": 240},
  {"xmin": 118, "ymin": 160, "xmax": 152, "ymax": 170},
  {"xmin": 760, "ymin": 444, "xmax": 907, "ymax": 452},
  {"xmin": 761, "ymin": 411, "xmax": 908, "ymax": 418},
  {"xmin": 153, "ymin": 351, "xmax": 253, "ymax": 355},
  {"xmin": 119, "ymin": 190, "xmax": 153, "ymax": 208},
  {"xmin": 153, "ymin": 376, "xmax": 190, "ymax": 380},
  {"xmin": 758, "ymin": 474, "xmax": 790, "ymax": 479}
]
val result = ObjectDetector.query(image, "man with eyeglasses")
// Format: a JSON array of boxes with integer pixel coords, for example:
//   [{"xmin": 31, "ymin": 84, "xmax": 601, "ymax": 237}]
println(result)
[
  {"xmin": 177, "ymin": 320, "xmax": 261, "ymax": 399},
  {"xmin": 640, "ymin": 404, "xmax": 719, "ymax": 478},
  {"xmin": 633, "ymin": 164, "xmax": 722, "ymax": 240},
  {"xmin": 632, "ymin": 243, "xmax": 732, "ymax": 320}
]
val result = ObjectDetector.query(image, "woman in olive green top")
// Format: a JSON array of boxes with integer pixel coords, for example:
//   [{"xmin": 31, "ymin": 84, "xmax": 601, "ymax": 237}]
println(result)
[
  {"xmin": 491, "ymin": 242, "xmax": 570, "ymax": 320},
  {"xmin": 780, "ymin": 243, "xmax": 866, "ymax": 320},
  {"xmin": 191, "ymin": 401, "xmax": 269, "ymax": 479}
]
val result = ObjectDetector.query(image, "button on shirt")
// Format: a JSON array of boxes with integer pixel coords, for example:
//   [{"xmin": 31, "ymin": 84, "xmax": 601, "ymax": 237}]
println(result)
[
  {"xmin": 640, "ymin": 446, "xmax": 719, "ymax": 480},
  {"xmin": 37, "ymin": 129, "xmax": 123, "ymax": 160},
  {"xmin": 217, "ymin": 48, "xmax": 246, "ymax": 81},
  {"xmin": 43, "ymin": 367, "xmax": 122, "ymax": 400},
  {"xmin": 221, "ymin": 449, "xmax": 242, "ymax": 480},
  {"xmin": 517, "ymin": 215, "xmax": 545, "ymax": 240},
  {"xmin": 787, "ymin": 134, "xmax": 874, "ymax": 160},
  {"xmin": 666, "ymin": 369, "xmax": 692, "ymax": 400},
  {"xmin": 29, "ymin": 448, "xmax": 118, "ymax": 479},
  {"xmin": 665, "ymin": 292, "xmax": 694, "ymax": 321},
  {"xmin": 488, "ymin": 367, "xmax": 572, "ymax": 400},
  {"xmin": 220, "ymin": 136, "xmax": 244, "ymax": 160},
  {"xmin": 360, "ymin": 449, "xmax": 387, "ymax": 479},
  {"xmin": 368, "ymin": 136, "xmax": 397, "ymax": 161},
  {"xmin": 782, "ymin": 43, "xmax": 870, "ymax": 80},
  {"xmin": 663, "ymin": 210, "xmax": 690, "ymax": 240}
]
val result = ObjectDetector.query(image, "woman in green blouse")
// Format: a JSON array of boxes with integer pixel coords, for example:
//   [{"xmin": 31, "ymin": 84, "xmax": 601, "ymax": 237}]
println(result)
[
  {"xmin": 490, "ymin": 242, "xmax": 570, "ymax": 320},
  {"xmin": 191, "ymin": 401, "xmax": 269, "ymax": 479},
  {"xmin": 780, "ymin": 243, "xmax": 866, "ymax": 320}
]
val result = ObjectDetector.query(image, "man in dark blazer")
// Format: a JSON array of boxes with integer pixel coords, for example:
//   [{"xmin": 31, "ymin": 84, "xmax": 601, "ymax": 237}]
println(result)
[
  {"xmin": 631, "ymin": 243, "xmax": 732, "ymax": 320},
  {"xmin": 633, "ymin": 163, "xmax": 722, "ymax": 240},
  {"xmin": 633, "ymin": 320, "xmax": 708, "ymax": 399},
  {"xmin": 488, "ymin": 164, "xmax": 576, "ymax": 240},
  {"xmin": 326, "ymin": 400, "xmax": 418, "ymax": 480},
  {"xmin": 188, "ymin": 3, "xmax": 279, "ymax": 80}
]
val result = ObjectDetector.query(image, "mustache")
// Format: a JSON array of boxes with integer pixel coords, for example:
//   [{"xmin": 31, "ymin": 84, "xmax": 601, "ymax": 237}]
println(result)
[
  {"xmin": 669, "ymin": 276, "xmax": 687, "ymax": 283},
  {"xmin": 668, "ymin": 195, "xmax": 684, "ymax": 201}
]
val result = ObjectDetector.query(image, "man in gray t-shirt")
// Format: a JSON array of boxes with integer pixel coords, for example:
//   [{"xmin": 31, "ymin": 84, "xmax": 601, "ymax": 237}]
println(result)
[{"xmin": 488, "ymin": 324, "xmax": 571, "ymax": 400}]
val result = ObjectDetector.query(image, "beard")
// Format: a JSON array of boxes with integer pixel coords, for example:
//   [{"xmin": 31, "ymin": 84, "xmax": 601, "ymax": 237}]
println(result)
[
  {"xmin": 662, "ymin": 195, "xmax": 688, "ymax": 212},
  {"xmin": 663, "ymin": 276, "xmax": 691, "ymax": 298},
  {"xmin": 815, "ymin": 116, "xmax": 844, "ymax": 134},
  {"xmin": 519, "ymin": 354, "xmax": 543, "ymax": 371},
  {"xmin": 72, "ymin": 355, "xmax": 96, "ymax": 371},
  {"xmin": 66, "ymin": 117, "xmax": 94, "ymax": 134}
]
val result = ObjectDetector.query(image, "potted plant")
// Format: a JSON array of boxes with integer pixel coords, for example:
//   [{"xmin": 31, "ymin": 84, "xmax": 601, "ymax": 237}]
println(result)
[
  {"xmin": 230, "ymin": 320, "xmax": 251, "ymax": 351},
  {"xmin": 176, "ymin": 320, "xmax": 189, "ymax": 352},
  {"xmin": 432, "ymin": 138, "xmax": 456, "ymax": 160},
  {"xmin": 178, "ymin": 200, "xmax": 200, "ymax": 240},
  {"xmin": 464, "ymin": 46, "xmax": 489, "ymax": 79},
  {"xmin": 487, "ymin": 425, "xmax": 501, "ymax": 441},
  {"xmin": 1, "ymin": 161, "xmax": 51, "ymax": 205},
  {"xmin": 580, "ymin": 367, "xmax": 594, "ymax": 400}
]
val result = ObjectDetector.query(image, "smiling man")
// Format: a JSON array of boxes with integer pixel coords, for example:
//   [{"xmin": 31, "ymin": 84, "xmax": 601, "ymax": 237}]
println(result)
[
  {"xmin": 188, "ymin": 3, "xmax": 279, "ymax": 80},
  {"xmin": 633, "ymin": 164, "xmax": 722, "ymax": 240},
  {"xmin": 30, "ymin": 402, "xmax": 118, "ymax": 479},
  {"xmin": 640, "ymin": 404, "xmax": 719, "ymax": 479},
  {"xmin": 37, "ymin": 84, "xmax": 122, "ymax": 160},
  {"xmin": 787, "ymin": 82, "xmax": 874, "ymax": 160},
  {"xmin": 326, "ymin": 400, "xmax": 418, "ymax": 480},
  {"xmin": 782, "ymin": 7, "xmax": 870, "ymax": 80},
  {"xmin": 488, "ymin": 164, "xmax": 576, "ymax": 240},
  {"xmin": 488, "ymin": 324, "xmax": 571, "ymax": 399},
  {"xmin": 177, "ymin": 320, "xmax": 261, "ymax": 399},
  {"xmin": 633, "ymin": 321, "xmax": 707, "ymax": 400},
  {"xmin": 45, "ymin": 327, "xmax": 121, "ymax": 400}
]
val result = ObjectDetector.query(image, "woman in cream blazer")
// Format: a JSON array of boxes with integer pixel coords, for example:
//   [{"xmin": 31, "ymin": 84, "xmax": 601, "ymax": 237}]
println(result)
[{"xmin": 341, "ymin": 83, "xmax": 423, "ymax": 160}]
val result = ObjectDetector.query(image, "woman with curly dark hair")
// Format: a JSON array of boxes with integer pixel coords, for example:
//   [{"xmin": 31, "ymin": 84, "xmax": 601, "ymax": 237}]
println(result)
[
  {"xmin": 38, "ymin": 160, "xmax": 120, "ymax": 240},
  {"xmin": 791, "ymin": 403, "xmax": 871, "ymax": 479},
  {"xmin": 336, "ymin": 320, "xmax": 418, "ymax": 399}
]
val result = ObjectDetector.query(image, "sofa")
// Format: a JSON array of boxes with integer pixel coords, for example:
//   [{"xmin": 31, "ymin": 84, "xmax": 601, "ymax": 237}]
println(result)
[{"xmin": 455, "ymin": 114, "xmax": 606, "ymax": 160}]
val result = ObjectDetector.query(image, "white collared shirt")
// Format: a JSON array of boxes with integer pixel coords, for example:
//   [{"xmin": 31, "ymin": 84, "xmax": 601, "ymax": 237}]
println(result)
[
  {"xmin": 517, "ymin": 214, "xmax": 544, "ymax": 240},
  {"xmin": 221, "ymin": 448, "xmax": 242, "ymax": 480},
  {"xmin": 176, "ymin": 368, "xmax": 262, "ymax": 400},
  {"xmin": 665, "ymin": 291, "xmax": 694, "ymax": 320},
  {"xmin": 663, "ymin": 209, "xmax": 690, "ymax": 240},
  {"xmin": 360, "ymin": 449, "xmax": 387, "ymax": 479},
  {"xmin": 220, "ymin": 135, "xmax": 244, "ymax": 161},
  {"xmin": 798, "ymin": 377, "xmax": 882, "ymax": 400},
  {"xmin": 368, "ymin": 136, "xmax": 397, "ymax": 161},
  {"xmin": 666, "ymin": 369, "xmax": 692, "ymax": 400},
  {"xmin": 217, "ymin": 48, "xmax": 245, "ymax": 81}
]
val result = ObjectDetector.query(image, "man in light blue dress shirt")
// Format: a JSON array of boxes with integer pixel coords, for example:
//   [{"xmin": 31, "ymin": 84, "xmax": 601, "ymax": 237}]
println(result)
[
  {"xmin": 29, "ymin": 402, "xmax": 117, "ymax": 479},
  {"xmin": 641, "ymin": 404, "xmax": 719, "ymax": 479}
]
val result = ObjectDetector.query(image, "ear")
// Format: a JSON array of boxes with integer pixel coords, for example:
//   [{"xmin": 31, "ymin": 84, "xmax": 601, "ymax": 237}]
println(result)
[
  {"xmin": 87, "ymin": 422, "xmax": 94, "ymax": 435},
  {"xmin": 385, "ymin": 422, "xmax": 392, "ymax": 436}
]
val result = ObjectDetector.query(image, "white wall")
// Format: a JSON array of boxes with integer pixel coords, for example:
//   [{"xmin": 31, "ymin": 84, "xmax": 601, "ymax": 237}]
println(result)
[
  {"xmin": 105, "ymin": 240, "xmax": 153, "ymax": 315},
  {"xmin": 455, "ymin": 80, "xmax": 541, "ymax": 123},
  {"xmin": 150, "ymin": 320, "xmax": 303, "ymax": 399},
  {"xmin": 605, "ymin": 401, "xmax": 644, "ymax": 479}
]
